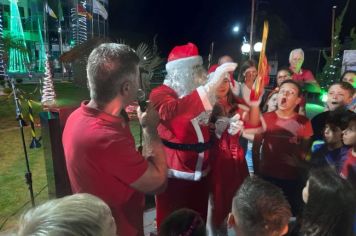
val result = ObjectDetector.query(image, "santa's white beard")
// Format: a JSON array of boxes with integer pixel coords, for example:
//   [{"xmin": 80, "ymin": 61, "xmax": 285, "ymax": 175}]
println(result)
[{"xmin": 163, "ymin": 68, "xmax": 198, "ymax": 98}]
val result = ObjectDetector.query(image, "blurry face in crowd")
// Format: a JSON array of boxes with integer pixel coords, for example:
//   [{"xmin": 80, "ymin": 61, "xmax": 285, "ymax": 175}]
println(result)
[
  {"xmin": 216, "ymin": 77, "xmax": 230, "ymax": 98},
  {"xmin": 277, "ymin": 70, "xmax": 291, "ymax": 86},
  {"xmin": 218, "ymin": 55, "xmax": 234, "ymax": 65},
  {"xmin": 324, "ymin": 124, "xmax": 343, "ymax": 145},
  {"xmin": 342, "ymin": 121, "xmax": 356, "ymax": 146},
  {"xmin": 289, "ymin": 52, "xmax": 304, "ymax": 72},
  {"xmin": 342, "ymin": 72, "xmax": 356, "ymax": 88},
  {"xmin": 244, "ymin": 66, "xmax": 258, "ymax": 88},
  {"xmin": 326, "ymin": 84, "xmax": 353, "ymax": 111},
  {"xmin": 277, "ymin": 82, "xmax": 301, "ymax": 111},
  {"xmin": 302, "ymin": 180, "xmax": 309, "ymax": 203}
]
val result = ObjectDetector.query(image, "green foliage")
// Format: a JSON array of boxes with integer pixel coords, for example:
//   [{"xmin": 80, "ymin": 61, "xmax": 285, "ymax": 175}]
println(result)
[
  {"xmin": 317, "ymin": 0, "xmax": 350, "ymax": 89},
  {"xmin": 349, "ymin": 28, "xmax": 356, "ymax": 49},
  {"xmin": 3, "ymin": 87, "xmax": 11, "ymax": 94},
  {"xmin": 0, "ymin": 82, "xmax": 89, "ymax": 231},
  {"xmin": 0, "ymin": 128, "xmax": 48, "ymax": 231},
  {"xmin": 135, "ymin": 42, "xmax": 164, "ymax": 94}
]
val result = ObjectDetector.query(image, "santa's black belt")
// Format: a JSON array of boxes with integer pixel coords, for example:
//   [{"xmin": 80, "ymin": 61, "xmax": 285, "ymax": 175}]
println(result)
[{"xmin": 161, "ymin": 139, "xmax": 213, "ymax": 153}]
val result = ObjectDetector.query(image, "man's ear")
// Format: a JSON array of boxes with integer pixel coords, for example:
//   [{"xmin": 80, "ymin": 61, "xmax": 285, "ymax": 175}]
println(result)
[
  {"xmin": 120, "ymin": 81, "xmax": 130, "ymax": 96},
  {"xmin": 295, "ymin": 97, "xmax": 302, "ymax": 105},
  {"xmin": 346, "ymin": 95, "xmax": 353, "ymax": 105},
  {"xmin": 280, "ymin": 224, "xmax": 289, "ymax": 235},
  {"xmin": 227, "ymin": 213, "xmax": 236, "ymax": 228}
]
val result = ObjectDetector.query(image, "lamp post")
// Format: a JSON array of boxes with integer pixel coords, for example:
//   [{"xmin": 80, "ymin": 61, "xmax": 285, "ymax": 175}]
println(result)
[
  {"xmin": 249, "ymin": 0, "xmax": 256, "ymax": 59},
  {"xmin": 241, "ymin": 41, "xmax": 262, "ymax": 55},
  {"xmin": 331, "ymin": 5, "xmax": 337, "ymax": 58},
  {"xmin": 253, "ymin": 42, "xmax": 262, "ymax": 52},
  {"xmin": 241, "ymin": 43, "xmax": 251, "ymax": 54}
]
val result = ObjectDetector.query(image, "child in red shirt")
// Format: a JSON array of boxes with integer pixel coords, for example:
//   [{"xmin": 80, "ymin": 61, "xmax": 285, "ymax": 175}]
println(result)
[{"xmin": 256, "ymin": 79, "xmax": 313, "ymax": 216}]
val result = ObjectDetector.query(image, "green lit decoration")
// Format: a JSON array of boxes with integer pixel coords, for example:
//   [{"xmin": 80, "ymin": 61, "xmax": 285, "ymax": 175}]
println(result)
[
  {"xmin": 8, "ymin": 0, "xmax": 30, "ymax": 73},
  {"xmin": 317, "ymin": 0, "xmax": 350, "ymax": 90},
  {"xmin": 319, "ymin": 90, "xmax": 328, "ymax": 103},
  {"xmin": 0, "ymin": 9, "xmax": 6, "ymax": 79},
  {"xmin": 41, "ymin": 53, "xmax": 56, "ymax": 106},
  {"xmin": 37, "ymin": 18, "xmax": 46, "ymax": 72}
]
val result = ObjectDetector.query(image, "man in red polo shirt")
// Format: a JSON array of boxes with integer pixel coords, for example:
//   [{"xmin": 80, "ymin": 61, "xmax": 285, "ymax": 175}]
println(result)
[
  {"xmin": 62, "ymin": 43, "xmax": 167, "ymax": 236},
  {"xmin": 289, "ymin": 48, "xmax": 320, "ymax": 93},
  {"xmin": 150, "ymin": 42, "xmax": 237, "ymax": 227}
]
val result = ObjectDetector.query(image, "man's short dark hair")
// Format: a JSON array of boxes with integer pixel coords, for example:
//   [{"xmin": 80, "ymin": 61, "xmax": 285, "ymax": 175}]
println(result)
[
  {"xmin": 87, "ymin": 43, "xmax": 140, "ymax": 107},
  {"xmin": 232, "ymin": 177, "xmax": 291, "ymax": 236},
  {"xmin": 325, "ymin": 107, "xmax": 354, "ymax": 131},
  {"xmin": 347, "ymin": 113, "xmax": 356, "ymax": 128},
  {"xmin": 279, "ymin": 79, "xmax": 302, "ymax": 96},
  {"xmin": 331, "ymin": 81, "xmax": 355, "ymax": 97},
  {"xmin": 159, "ymin": 208, "xmax": 206, "ymax": 236}
]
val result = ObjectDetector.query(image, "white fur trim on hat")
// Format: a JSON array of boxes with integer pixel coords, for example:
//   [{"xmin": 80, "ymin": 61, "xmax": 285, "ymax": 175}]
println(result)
[{"xmin": 166, "ymin": 56, "xmax": 203, "ymax": 73}]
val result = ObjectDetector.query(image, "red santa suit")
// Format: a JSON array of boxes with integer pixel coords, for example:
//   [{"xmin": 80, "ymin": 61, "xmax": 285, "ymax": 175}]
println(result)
[
  {"xmin": 206, "ymin": 65, "xmax": 257, "ymax": 231},
  {"xmin": 149, "ymin": 43, "xmax": 215, "ymax": 227},
  {"xmin": 209, "ymin": 101, "xmax": 249, "ymax": 228}
]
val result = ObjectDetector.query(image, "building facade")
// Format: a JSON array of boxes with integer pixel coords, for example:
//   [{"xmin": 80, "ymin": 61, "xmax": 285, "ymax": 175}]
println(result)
[{"xmin": 0, "ymin": 0, "xmax": 109, "ymax": 74}]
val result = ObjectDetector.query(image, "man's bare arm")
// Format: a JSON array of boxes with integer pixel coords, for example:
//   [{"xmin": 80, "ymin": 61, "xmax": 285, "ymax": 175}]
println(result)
[{"xmin": 130, "ymin": 105, "xmax": 167, "ymax": 194}]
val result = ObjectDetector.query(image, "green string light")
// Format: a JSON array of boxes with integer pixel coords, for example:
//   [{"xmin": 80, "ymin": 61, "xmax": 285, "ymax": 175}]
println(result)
[{"xmin": 8, "ymin": 0, "xmax": 30, "ymax": 73}]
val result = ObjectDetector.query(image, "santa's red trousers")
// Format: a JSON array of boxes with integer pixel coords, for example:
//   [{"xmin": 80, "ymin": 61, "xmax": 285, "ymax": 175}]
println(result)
[{"xmin": 155, "ymin": 177, "xmax": 209, "ymax": 228}]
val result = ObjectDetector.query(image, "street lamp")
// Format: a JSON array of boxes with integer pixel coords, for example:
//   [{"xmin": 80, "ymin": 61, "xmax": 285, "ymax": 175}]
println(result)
[
  {"xmin": 253, "ymin": 42, "xmax": 262, "ymax": 52},
  {"xmin": 241, "ymin": 43, "xmax": 251, "ymax": 54},
  {"xmin": 232, "ymin": 25, "xmax": 240, "ymax": 33},
  {"xmin": 241, "ymin": 41, "xmax": 262, "ymax": 54}
]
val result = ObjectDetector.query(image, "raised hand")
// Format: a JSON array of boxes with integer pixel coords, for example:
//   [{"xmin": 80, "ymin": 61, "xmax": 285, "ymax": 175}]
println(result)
[{"xmin": 204, "ymin": 62, "xmax": 237, "ymax": 94}]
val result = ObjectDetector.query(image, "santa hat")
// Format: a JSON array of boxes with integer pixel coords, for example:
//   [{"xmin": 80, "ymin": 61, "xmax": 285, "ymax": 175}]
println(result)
[
  {"xmin": 208, "ymin": 64, "xmax": 240, "ymax": 96},
  {"xmin": 166, "ymin": 42, "xmax": 203, "ymax": 73},
  {"xmin": 208, "ymin": 64, "xmax": 219, "ymax": 74}
]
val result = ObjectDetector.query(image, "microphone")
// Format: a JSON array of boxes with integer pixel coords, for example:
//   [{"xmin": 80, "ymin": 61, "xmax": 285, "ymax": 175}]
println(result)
[{"xmin": 137, "ymin": 89, "xmax": 147, "ymax": 112}]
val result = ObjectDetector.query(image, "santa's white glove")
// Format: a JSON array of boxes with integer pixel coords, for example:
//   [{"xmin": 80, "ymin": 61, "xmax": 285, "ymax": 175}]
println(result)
[
  {"xmin": 204, "ymin": 62, "xmax": 237, "ymax": 95},
  {"xmin": 242, "ymin": 83, "xmax": 264, "ymax": 107},
  {"xmin": 228, "ymin": 114, "xmax": 244, "ymax": 136},
  {"xmin": 214, "ymin": 116, "xmax": 230, "ymax": 139}
]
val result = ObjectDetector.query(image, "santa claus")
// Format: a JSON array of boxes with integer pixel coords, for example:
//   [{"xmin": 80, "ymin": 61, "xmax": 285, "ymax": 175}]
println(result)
[{"xmin": 149, "ymin": 42, "xmax": 237, "ymax": 227}]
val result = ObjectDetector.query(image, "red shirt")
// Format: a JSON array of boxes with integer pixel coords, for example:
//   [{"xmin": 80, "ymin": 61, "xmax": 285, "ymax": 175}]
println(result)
[
  {"xmin": 291, "ymin": 68, "xmax": 315, "ymax": 85},
  {"xmin": 260, "ymin": 111, "xmax": 313, "ymax": 179},
  {"xmin": 341, "ymin": 149, "xmax": 356, "ymax": 179},
  {"xmin": 62, "ymin": 102, "xmax": 148, "ymax": 236}
]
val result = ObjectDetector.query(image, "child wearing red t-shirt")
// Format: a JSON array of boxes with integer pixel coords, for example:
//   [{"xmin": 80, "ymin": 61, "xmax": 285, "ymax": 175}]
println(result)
[
  {"xmin": 256, "ymin": 79, "xmax": 313, "ymax": 216},
  {"xmin": 341, "ymin": 114, "xmax": 356, "ymax": 184}
]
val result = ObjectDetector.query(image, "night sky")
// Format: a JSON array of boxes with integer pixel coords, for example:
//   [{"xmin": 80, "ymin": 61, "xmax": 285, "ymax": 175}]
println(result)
[{"xmin": 108, "ymin": 0, "xmax": 356, "ymax": 62}]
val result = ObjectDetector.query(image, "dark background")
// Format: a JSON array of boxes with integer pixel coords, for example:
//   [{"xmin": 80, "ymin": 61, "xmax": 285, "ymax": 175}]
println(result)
[{"xmin": 108, "ymin": 0, "xmax": 356, "ymax": 70}]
